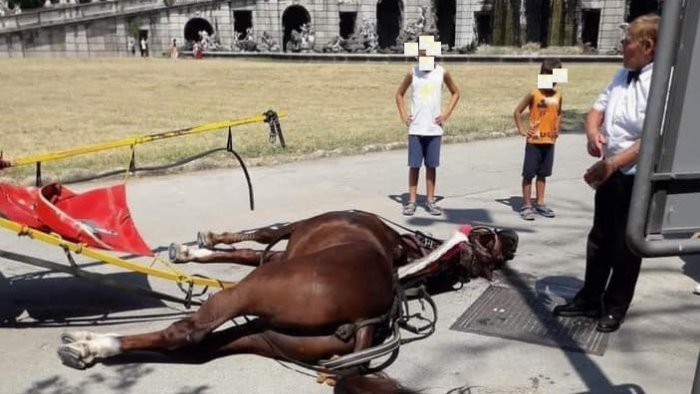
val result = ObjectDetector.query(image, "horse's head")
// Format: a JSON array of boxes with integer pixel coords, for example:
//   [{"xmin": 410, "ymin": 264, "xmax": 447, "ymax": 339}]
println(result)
[
  {"xmin": 456, "ymin": 227, "xmax": 519, "ymax": 281},
  {"xmin": 398, "ymin": 226, "xmax": 519, "ymax": 292}
]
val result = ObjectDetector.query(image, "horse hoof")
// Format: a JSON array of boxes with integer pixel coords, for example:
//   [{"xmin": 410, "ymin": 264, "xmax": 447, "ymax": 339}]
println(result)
[
  {"xmin": 197, "ymin": 231, "xmax": 213, "ymax": 249},
  {"xmin": 61, "ymin": 331, "xmax": 91, "ymax": 344},
  {"xmin": 168, "ymin": 243, "xmax": 187, "ymax": 263},
  {"xmin": 316, "ymin": 372, "xmax": 337, "ymax": 387},
  {"xmin": 57, "ymin": 344, "xmax": 88, "ymax": 370}
]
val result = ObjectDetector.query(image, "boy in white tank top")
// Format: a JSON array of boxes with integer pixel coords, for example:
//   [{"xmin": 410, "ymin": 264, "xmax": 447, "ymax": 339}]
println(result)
[{"xmin": 395, "ymin": 34, "xmax": 460, "ymax": 216}]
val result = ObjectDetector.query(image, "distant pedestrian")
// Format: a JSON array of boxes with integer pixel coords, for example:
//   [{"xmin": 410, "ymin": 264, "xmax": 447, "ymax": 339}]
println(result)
[
  {"xmin": 170, "ymin": 39, "xmax": 178, "ymax": 59},
  {"xmin": 140, "ymin": 37, "xmax": 148, "ymax": 57},
  {"xmin": 128, "ymin": 38, "xmax": 135, "ymax": 56},
  {"xmin": 193, "ymin": 41, "xmax": 204, "ymax": 59}
]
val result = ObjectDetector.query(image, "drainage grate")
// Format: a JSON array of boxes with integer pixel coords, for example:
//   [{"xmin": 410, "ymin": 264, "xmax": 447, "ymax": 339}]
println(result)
[{"xmin": 450, "ymin": 285, "xmax": 609, "ymax": 355}]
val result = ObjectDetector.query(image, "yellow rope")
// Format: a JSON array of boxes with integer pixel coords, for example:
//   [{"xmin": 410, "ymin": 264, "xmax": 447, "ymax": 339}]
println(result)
[{"xmin": 9, "ymin": 112, "xmax": 286, "ymax": 167}]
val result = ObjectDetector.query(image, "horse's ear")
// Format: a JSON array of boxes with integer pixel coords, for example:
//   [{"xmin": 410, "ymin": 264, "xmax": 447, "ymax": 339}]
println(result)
[{"xmin": 481, "ymin": 267, "xmax": 494, "ymax": 281}]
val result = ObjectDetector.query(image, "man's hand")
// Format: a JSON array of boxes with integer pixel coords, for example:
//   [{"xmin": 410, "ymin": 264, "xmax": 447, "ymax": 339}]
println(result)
[
  {"xmin": 587, "ymin": 132, "xmax": 607, "ymax": 158},
  {"xmin": 584, "ymin": 158, "xmax": 617, "ymax": 189}
]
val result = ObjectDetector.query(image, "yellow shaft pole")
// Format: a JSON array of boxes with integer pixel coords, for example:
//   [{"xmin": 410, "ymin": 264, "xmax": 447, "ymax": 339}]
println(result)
[{"xmin": 0, "ymin": 217, "xmax": 234, "ymax": 289}]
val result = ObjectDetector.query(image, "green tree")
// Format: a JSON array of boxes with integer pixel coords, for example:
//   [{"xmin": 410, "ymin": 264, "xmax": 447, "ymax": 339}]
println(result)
[
  {"xmin": 492, "ymin": 0, "xmax": 523, "ymax": 46},
  {"xmin": 127, "ymin": 20, "xmax": 140, "ymax": 40},
  {"xmin": 549, "ymin": 0, "xmax": 578, "ymax": 46}
]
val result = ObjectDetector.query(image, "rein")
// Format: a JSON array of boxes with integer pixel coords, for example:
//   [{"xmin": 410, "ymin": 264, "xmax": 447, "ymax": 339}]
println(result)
[{"xmin": 350, "ymin": 210, "xmax": 442, "ymax": 244}]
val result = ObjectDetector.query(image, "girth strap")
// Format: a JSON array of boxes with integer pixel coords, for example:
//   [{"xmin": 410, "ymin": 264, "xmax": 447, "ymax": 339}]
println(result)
[
  {"xmin": 321, "ymin": 284, "xmax": 437, "ymax": 373},
  {"xmin": 334, "ymin": 278, "xmax": 403, "ymax": 342}
]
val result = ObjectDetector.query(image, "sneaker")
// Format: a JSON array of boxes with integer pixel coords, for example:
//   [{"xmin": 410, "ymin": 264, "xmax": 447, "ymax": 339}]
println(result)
[
  {"xmin": 534, "ymin": 204, "xmax": 555, "ymax": 218},
  {"xmin": 693, "ymin": 283, "xmax": 700, "ymax": 295},
  {"xmin": 520, "ymin": 205, "xmax": 535, "ymax": 221},
  {"xmin": 425, "ymin": 200, "xmax": 442, "ymax": 216},
  {"xmin": 402, "ymin": 201, "xmax": 417, "ymax": 216}
]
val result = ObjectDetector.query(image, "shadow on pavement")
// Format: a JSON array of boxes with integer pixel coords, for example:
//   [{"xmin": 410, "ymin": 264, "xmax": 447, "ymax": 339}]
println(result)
[
  {"xmin": 20, "ymin": 364, "xmax": 211, "ymax": 394},
  {"xmin": 0, "ymin": 268, "xmax": 187, "ymax": 327}
]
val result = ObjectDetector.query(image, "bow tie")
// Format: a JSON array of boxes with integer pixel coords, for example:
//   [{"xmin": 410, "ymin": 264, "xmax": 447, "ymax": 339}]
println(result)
[{"xmin": 627, "ymin": 70, "xmax": 641, "ymax": 85}]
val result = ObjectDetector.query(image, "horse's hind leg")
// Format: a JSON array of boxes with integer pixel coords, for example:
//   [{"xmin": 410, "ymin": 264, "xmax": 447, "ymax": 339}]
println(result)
[
  {"xmin": 58, "ymin": 284, "xmax": 258, "ymax": 369},
  {"xmin": 169, "ymin": 328, "xmax": 356, "ymax": 365},
  {"xmin": 58, "ymin": 317, "xmax": 356, "ymax": 369},
  {"xmin": 199, "ymin": 222, "xmax": 295, "ymax": 248}
]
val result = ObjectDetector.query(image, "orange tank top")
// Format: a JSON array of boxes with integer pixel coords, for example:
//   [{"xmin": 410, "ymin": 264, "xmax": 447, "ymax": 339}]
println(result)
[{"xmin": 528, "ymin": 89, "xmax": 561, "ymax": 144}]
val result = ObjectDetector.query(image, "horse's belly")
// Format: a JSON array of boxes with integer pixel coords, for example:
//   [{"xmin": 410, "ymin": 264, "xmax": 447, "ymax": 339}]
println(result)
[{"xmin": 245, "ymin": 243, "xmax": 395, "ymax": 330}]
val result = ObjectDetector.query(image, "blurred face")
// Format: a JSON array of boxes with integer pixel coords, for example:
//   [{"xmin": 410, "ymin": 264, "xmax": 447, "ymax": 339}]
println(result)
[{"xmin": 622, "ymin": 33, "xmax": 655, "ymax": 70}]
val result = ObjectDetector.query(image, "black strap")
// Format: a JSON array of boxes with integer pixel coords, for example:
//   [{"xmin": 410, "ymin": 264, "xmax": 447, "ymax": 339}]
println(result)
[{"xmin": 350, "ymin": 209, "xmax": 442, "ymax": 243}]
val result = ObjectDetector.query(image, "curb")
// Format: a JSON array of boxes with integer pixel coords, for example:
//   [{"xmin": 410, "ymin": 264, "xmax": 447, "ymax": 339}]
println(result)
[{"xmin": 185, "ymin": 52, "xmax": 622, "ymax": 63}]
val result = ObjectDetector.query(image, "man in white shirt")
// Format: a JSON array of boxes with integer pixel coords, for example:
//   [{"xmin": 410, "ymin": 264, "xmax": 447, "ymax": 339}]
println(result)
[{"xmin": 553, "ymin": 14, "xmax": 659, "ymax": 333}]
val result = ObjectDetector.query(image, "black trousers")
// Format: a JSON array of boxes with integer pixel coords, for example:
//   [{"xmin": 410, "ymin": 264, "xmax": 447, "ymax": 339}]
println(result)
[{"xmin": 577, "ymin": 171, "xmax": 641, "ymax": 316}]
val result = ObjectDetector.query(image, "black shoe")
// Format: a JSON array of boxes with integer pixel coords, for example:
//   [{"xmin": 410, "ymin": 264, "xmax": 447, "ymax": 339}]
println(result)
[
  {"xmin": 552, "ymin": 300, "xmax": 600, "ymax": 318},
  {"xmin": 596, "ymin": 313, "xmax": 624, "ymax": 333}
]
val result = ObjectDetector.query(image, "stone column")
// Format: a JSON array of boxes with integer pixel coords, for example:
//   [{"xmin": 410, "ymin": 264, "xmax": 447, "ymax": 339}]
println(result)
[
  {"xmin": 454, "ymin": 0, "xmax": 476, "ymax": 49},
  {"xmin": 598, "ymin": 0, "xmax": 625, "ymax": 53}
]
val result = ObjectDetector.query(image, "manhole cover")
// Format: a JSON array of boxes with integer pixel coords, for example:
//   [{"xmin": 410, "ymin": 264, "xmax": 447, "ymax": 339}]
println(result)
[{"xmin": 450, "ymin": 285, "xmax": 609, "ymax": 355}]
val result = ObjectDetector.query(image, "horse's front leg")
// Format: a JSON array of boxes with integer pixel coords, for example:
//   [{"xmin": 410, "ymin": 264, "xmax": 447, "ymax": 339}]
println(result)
[
  {"xmin": 168, "ymin": 243, "xmax": 284, "ymax": 266},
  {"xmin": 315, "ymin": 324, "xmax": 376, "ymax": 386},
  {"xmin": 198, "ymin": 222, "xmax": 295, "ymax": 248}
]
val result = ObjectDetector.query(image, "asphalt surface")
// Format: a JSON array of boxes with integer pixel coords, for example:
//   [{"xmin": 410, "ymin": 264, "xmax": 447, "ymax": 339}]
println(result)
[{"xmin": 1, "ymin": 133, "xmax": 699, "ymax": 394}]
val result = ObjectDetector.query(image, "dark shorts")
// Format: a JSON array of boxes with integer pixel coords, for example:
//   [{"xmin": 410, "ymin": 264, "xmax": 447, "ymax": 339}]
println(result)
[
  {"xmin": 522, "ymin": 143, "xmax": 555, "ymax": 179},
  {"xmin": 408, "ymin": 135, "xmax": 441, "ymax": 168}
]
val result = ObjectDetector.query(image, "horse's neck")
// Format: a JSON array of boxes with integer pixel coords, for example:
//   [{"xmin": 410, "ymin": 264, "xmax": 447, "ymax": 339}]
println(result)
[
  {"xmin": 398, "ymin": 231, "xmax": 468, "ymax": 279},
  {"xmin": 399, "ymin": 234, "xmax": 429, "ymax": 261}
]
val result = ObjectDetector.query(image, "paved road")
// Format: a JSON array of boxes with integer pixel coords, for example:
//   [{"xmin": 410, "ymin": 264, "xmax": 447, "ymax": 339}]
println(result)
[{"xmin": 1, "ymin": 134, "xmax": 699, "ymax": 394}]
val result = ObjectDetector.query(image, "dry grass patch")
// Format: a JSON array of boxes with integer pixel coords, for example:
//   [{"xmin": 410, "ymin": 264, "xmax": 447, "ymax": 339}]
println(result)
[{"xmin": 0, "ymin": 58, "xmax": 617, "ymax": 182}]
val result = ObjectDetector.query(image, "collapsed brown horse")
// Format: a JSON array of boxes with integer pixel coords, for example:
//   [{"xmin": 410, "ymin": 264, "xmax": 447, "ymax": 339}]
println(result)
[{"xmin": 58, "ymin": 210, "xmax": 518, "ymax": 393}]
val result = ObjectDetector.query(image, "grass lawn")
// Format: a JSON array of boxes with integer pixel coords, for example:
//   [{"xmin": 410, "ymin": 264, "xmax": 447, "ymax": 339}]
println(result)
[{"xmin": 0, "ymin": 58, "xmax": 618, "ymax": 183}]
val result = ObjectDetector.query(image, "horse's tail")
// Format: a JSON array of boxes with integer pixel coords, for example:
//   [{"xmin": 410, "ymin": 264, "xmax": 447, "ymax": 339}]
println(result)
[{"xmin": 334, "ymin": 373, "xmax": 421, "ymax": 394}]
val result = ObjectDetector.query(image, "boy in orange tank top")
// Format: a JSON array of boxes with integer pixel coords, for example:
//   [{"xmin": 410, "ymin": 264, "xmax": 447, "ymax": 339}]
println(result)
[{"xmin": 513, "ymin": 58, "xmax": 563, "ymax": 220}]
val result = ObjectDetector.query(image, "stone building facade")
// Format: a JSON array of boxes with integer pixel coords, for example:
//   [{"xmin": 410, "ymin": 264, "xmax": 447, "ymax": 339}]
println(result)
[
  {"xmin": 0, "ymin": 0, "xmax": 238, "ymax": 57},
  {"xmin": 0, "ymin": 0, "xmax": 660, "ymax": 57},
  {"xmin": 244, "ymin": 0, "xmax": 630, "ymax": 53}
]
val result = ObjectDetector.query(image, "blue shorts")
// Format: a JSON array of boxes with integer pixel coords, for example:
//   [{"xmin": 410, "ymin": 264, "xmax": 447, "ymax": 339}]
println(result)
[
  {"xmin": 408, "ymin": 135, "xmax": 441, "ymax": 168},
  {"xmin": 522, "ymin": 143, "xmax": 555, "ymax": 179}
]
